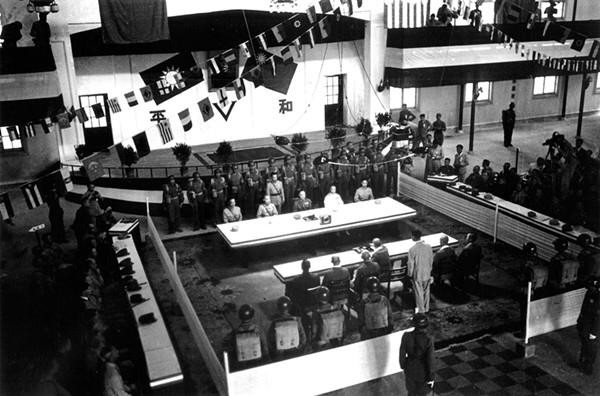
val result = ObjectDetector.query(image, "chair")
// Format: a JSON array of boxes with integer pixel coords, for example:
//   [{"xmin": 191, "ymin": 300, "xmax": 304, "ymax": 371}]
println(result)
[{"xmin": 381, "ymin": 259, "xmax": 408, "ymax": 301}]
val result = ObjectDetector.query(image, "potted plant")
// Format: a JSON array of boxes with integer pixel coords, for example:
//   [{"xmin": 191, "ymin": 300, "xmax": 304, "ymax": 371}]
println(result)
[
  {"xmin": 172, "ymin": 142, "xmax": 192, "ymax": 176},
  {"xmin": 375, "ymin": 112, "xmax": 392, "ymax": 141},
  {"xmin": 291, "ymin": 133, "xmax": 308, "ymax": 153},
  {"xmin": 121, "ymin": 146, "xmax": 139, "ymax": 177},
  {"xmin": 274, "ymin": 135, "xmax": 290, "ymax": 146},
  {"xmin": 355, "ymin": 117, "xmax": 373, "ymax": 140},
  {"xmin": 326, "ymin": 127, "xmax": 347, "ymax": 149},
  {"xmin": 215, "ymin": 141, "xmax": 233, "ymax": 163}
]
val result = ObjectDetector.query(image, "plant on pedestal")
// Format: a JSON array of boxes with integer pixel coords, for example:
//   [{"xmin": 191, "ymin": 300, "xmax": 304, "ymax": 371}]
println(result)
[{"xmin": 172, "ymin": 142, "xmax": 192, "ymax": 176}]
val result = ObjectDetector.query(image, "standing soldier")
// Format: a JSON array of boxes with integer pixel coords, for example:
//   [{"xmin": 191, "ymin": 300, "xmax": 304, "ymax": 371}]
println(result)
[
  {"xmin": 311, "ymin": 286, "xmax": 345, "ymax": 350},
  {"xmin": 244, "ymin": 161, "xmax": 261, "ymax": 217},
  {"xmin": 317, "ymin": 169, "xmax": 332, "ymax": 206},
  {"xmin": 549, "ymin": 237, "xmax": 579, "ymax": 289},
  {"xmin": 187, "ymin": 172, "xmax": 207, "ymax": 230},
  {"xmin": 334, "ymin": 154, "xmax": 352, "ymax": 202},
  {"xmin": 163, "ymin": 175, "xmax": 183, "ymax": 234},
  {"xmin": 453, "ymin": 144, "xmax": 469, "ymax": 182},
  {"xmin": 264, "ymin": 157, "xmax": 279, "ymax": 187},
  {"xmin": 228, "ymin": 165, "xmax": 244, "ymax": 203},
  {"xmin": 359, "ymin": 277, "xmax": 393, "ymax": 340},
  {"xmin": 268, "ymin": 296, "xmax": 307, "ymax": 360},
  {"xmin": 577, "ymin": 277, "xmax": 600, "ymax": 375},
  {"xmin": 399, "ymin": 313, "xmax": 435, "ymax": 396},
  {"xmin": 281, "ymin": 156, "xmax": 297, "ymax": 213},
  {"xmin": 302, "ymin": 154, "xmax": 317, "ymax": 202},
  {"xmin": 46, "ymin": 184, "xmax": 67, "ymax": 242},
  {"xmin": 210, "ymin": 169, "xmax": 227, "ymax": 226},
  {"xmin": 228, "ymin": 304, "xmax": 268, "ymax": 370},
  {"xmin": 371, "ymin": 145, "xmax": 386, "ymax": 198},
  {"xmin": 577, "ymin": 234, "xmax": 600, "ymax": 283},
  {"xmin": 266, "ymin": 172, "xmax": 285, "ymax": 214}
]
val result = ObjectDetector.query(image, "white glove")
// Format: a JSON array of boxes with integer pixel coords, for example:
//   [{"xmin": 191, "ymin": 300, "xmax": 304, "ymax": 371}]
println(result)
[{"xmin": 590, "ymin": 334, "xmax": 597, "ymax": 340}]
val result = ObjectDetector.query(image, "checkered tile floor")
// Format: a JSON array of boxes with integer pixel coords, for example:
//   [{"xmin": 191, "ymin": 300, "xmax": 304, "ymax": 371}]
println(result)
[{"xmin": 435, "ymin": 336, "xmax": 582, "ymax": 395}]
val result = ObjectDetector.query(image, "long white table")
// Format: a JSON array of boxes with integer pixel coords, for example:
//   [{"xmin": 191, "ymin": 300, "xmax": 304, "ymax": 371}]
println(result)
[
  {"xmin": 112, "ymin": 235, "xmax": 183, "ymax": 389},
  {"xmin": 274, "ymin": 232, "xmax": 458, "ymax": 282},
  {"xmin": 217, "ymin": 197, "xmax": 416, "ymax": 248}
]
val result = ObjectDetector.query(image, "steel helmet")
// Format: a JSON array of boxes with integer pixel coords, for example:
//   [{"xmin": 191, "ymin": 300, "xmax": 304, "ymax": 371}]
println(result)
[
  {"xmin": 553, "ymin": 237, "xmax": 568, "ymax": 252},
  {"xmin": 366, "ymin": 276, "xmax": 380, "ymax": 293},
  {"xmin": 523, "ymin": 242, "xmax": 537, "ymax": 256},
  {"xmin": 238, "ymin": 304, "xmax": 255, "ymax": 321},
  {"xmin": 277, "ymin": 296, "xmax": 291, "ymax": 312},
  {"xmin": 577, "ymin": 233, "xmax": 592, "ymax": 247},
  {"xmin": 412, "ymin": 313, "xmax": 429, "ymax": 329},
  {"xmin": 315, "ymin": 286, "xmax": 330, "ymax": 303}
]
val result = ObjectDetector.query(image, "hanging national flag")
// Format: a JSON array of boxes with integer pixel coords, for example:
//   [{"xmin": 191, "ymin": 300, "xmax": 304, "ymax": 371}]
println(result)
[
  {"xmin": 462, "ymin": 5, "xmax": 470, "ymax": 20},
  {"xmin": 41, "ymin": 118, "xmax": 52, "ymax": 134},
  {"xmin": 526, "ymin": 12, "xmax": 536, "ymax": 30},
  {"xmin": 21, "ymin": 182, "xmax": 44, "ymax": 209},
  {"xmin": 158, "ymin": 119, "xmax": 173, "ymax": 143},
  {"xmin": 281, "ymin": 46, "xmax": 294, "ymax": 63},
  {"xmin": 590, "ymin": 40, "xmax": 600, "ymax": 59},
  {"xmin": 213, "ymin": 101, "xmax": 236, "ymax": 121},
  {"xmin": 242, "ymin": 49, "xmax": 297, "ymax": 95},
  {"xmin": 240, "ymin": 42, "xmax": 251, "ymax": 63},
  {"xmin": 178, "ymin": 108, "xmax": 193, "ymax": 132},
  {"xmin": 307, "ymin": 5, "xmax": 317, "ymax": 23},
  {"xmin": 132, "ymin": 131, "xmax": 151, "ymax": 157},
  {"xmin": 198, "ymin": 97, "xmax": 214, "ymax": 122},
  {"xmin": 0, "ymin": 193, "xmax": 14, "ymax": 221},
  {"xmin": 257, "ymin": 33, "xmax": 268, "ymax": 50},
  {"xmin": 222, "ymin": 49, "xmax": 238, "ymax": 66},
  {"xmin": 216, "ymin": 87, "xmax": 229, "ymax": 109},
  {"xmin": 307, "ymin": 29, "xmax": 316, "ymax": 48},
  {"xmin": 245, "ymin": 65, "xmax": 264, "ymax": 88},
  {"xmin": 384, "ymin": 0, "xmax": 400, "ymax": 29},
  {"xmin": 60, "ymin": 168, "xmax": 73, "ymax": 192},
  {"xmin": 139, "ymin": 86, "xmax": 154, "ymax": 102},
  {"xmin": 74, "ymin": 108, "xmax": 89, "ymax": 123},
  {"xmin": 139, "ymin": 52, "xmax": 203, "ymax": 105},
  {"xmin": 208, "ymin": 57, "xmax": 221, "ymax": 76},
  {"xmin": 570, "ymin": 32, "xmax": 586, "ymax": 52},
  {"xmin": 318, "ymin": 17, "xmax": 332, "ymax": 40},
  {"xmin": 542, "ymin": 21, "xmax": 570, "ymax": 44},
  {"xmin": 124, "ymin": 91, "xmax": 138, "ymax": 107},
  {"xmin": 20, "ymin": 124, "xmax": 36, "ymax": 138},
  {"xmin": 270, "ymin": 57, "xmax": 277, "ymax": 76},
  {"xmin": 271, "ymin": 25, "xmax": 285, "ymax": 43},
  {"xmin": 233, "ymin": 79, "xmax": 246, "ymax": 100},
  {"xmin": 319, "ymin": 0, "xmax": 333, "ymax": 13},
  {"xmin": 82, "ymin": 153, "xmax": 105, "ymax": 181},
  {"xmin": 293, "ymin": 39, "xmax": 303, "ymax": 58},
  {"xmin": 91, "ymin": 103, "xmax": 105, "ymax": 118},
  {"xmin": 7, "ymin": 126, "xmax": 19, "ymax": 141},
  {"xmin": 108, "ymin": 97, "xmax": 121, "ymax": 113},
  {"xmin": 287, "ymin": 14, "xmax": 309, "ymax": 37}
]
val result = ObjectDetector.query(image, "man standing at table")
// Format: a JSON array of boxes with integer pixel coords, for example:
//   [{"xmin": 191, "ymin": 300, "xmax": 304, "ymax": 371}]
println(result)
[
  {"xmin": 293, "ymin": 190, "xmax": 312, "ymax": 212},
  {"xmin": 163, "ymin": 175, "xmax": 183, "ymax": 234},
  {"xmin": 266, "ymin": 172, "xmax": 285, "ymax": 214},
  {"xmin": 257, "ymin": 195, "xmax": 278, "ymax": 218},
  {"xmin": 323, "ymin": 256, "xmax": 351, "ymax": 287},
  {"xmin": 414, "ymin": 114, "xmax": 431, "ymax": 149},
  {"xmin": 187, "ymin": 172, "xmax": 207, "ymax": 230},
  {"xmin": 407, "ymin": 230, "xmax": 433, "ymax": 313},
  {"xmin": 286, "ymin": 259, "xmax": 320, "ymax": 314},
  {"xmin": 453, "ymin": 144, "xmax": 469, "ymax": 182},
  {"xmin": 323, "ymin": 185, "xmax": 344, "ymax": 209},
  {"xmin": 354, "ymin": 179, "xmax": 374, "ymax": 202},
  {"xmin": 372, "ymin": 238, "xmax": 391, "ymax": 273},
  {"xmin": 211, "ymin": 169, "xmax": 227, "ymax": 225}
]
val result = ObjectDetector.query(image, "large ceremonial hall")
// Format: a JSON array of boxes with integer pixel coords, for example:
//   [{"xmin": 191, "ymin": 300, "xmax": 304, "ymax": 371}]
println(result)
[{"xmin": 1, "ymin": 0, "xmax": 600, "ymax": 395}]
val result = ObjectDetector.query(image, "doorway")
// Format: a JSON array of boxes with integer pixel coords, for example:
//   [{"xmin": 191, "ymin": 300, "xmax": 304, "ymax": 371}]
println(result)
[
  {"xmin": 324, "ymin": 74, "xmax": 345, "ymax": 127},
  {"xmin": 79, "ymin": 93, "xmax": 113, "ymax": 152}
]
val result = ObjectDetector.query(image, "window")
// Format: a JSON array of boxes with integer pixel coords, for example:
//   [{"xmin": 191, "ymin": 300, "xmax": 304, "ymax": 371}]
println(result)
[
  {"xmin": 533, "ymin": 76, "xmax": 558, "ymax": 96},
  {"xmin": 0, "ymin": 127, "xmax": 23, "ymax": 151},
  {"xmin": 390, "ymin": 87, "xmax": 417, "ymax": 109},
  {"xmin": 465, "ymin": 82, "xmax": 492, "ymax": 103},
  {"xmin": 79, "ymin": 94, "xmax": 108, "ymax": 129},
  {"xmin": 540, "ymin": 1, "xmax": 565, "ymax": 20},
  {"xmin": 325, "ymin": 76, "xmax": 340, "ymax": 105}
]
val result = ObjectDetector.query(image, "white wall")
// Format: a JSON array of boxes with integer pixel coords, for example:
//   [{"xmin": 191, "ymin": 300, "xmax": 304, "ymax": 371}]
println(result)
[{"xmin": 74, "ymin": 42, "xmax": 368, "ymax": 148}]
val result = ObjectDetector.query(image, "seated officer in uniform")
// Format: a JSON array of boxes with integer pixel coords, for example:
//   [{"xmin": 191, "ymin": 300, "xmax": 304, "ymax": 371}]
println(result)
[
  {"xmin": 311, "ymin": 286, "xmax": 345, "ymax": 350},
  {"xmin": 223, "ymin": 198, "xmax": 243, "ymax": 223},
  {"xmin": 256, "ymin": 195, "xmax": 278, "ymax": 218},
  {"xmin": 285, "ymin": 259, "xmax": 320, "ymax": 314},
  {"xmin": 322, "ymin": 256, "xmax": 351, "ymax": 306},
  {"xmin": 268, "ymin": 296, "xmax": 307, "ymax": 360},
  {"xmin": 227, "ymin": 304, "xmax": 268, "ymax": 369},
  {"xmin": 354, "ymin": 179, "xmax": 375, "ymax": 202},
  {"xmin": 293, "ymin": 190, "xmax": 312, "ymax": 212},
  {"xmin": 352, "ymin": 251, "xmax": 381, "ymax": 297},
  {"xmin": 359, "ymin": 277, "xmax": 393, "ymax": 340}
]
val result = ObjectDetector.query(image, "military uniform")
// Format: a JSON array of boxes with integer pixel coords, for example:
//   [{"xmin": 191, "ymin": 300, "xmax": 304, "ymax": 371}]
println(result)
[
  {"xmin": 293, "ymin": 198, "xmax": 312, "ymax": 212},
  {"xmin": 229, "ymin": 322, "xmax": 269, "ymax": 369},
  {"xmin": 244, "ymin": 167, "xmax": 261, "ymax": 217},
  {"xmin": 312, "ymin": 303, "xmax": 345, "ymax": 349},
  {"xmin": 359, "ymin": 292, "xmax": 393, "ymax": 340},
  {"xmin": 371, "ymin": 153, "xmax": 386, "ymax": 198},
  {"xmin": 163, "ymin": 181, "xmax": 183, "ymax": 233},
  {"xmin": 228, "ymin": 169, "xmax": 244, "ymax": 202},
  {"xmin": 268, "ymin": 313, "xmax": 307, "ymax": 359},
  {"xmin": 302, "ymin": 161, "xmax": 317, "ymax": 202},
  {"xmin": 317, "ymin": 170, "xmax": 332, "ymax": 206},
  {"xmin": 577, "ymin": 282, "xmax": 600, "ymax": 375},
  {"xmin": 210, "ymin": 175, "xmax": 227, "ymax": 225},
  {"xmin": 579, "ymin": 248, "xmax": 600, "ymax": 283},
  {"xmin": 281, "ymin": 162, "xmax": 297, "ymax": 213},
  {"xmin": 266, "ymin": 179, "xmax": 285, "ymax": 214},
  {"xmin": 187, "ymin": 177, "xmax": 207, "ymax": 230}
]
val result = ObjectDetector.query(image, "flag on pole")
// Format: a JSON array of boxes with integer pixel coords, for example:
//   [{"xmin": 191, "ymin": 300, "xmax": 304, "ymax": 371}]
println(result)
[
  {"xmin": 178, "ymin": 109, "xmax": 192, "ymax": 132},
  {"xmin": 240, "ymin": 42, "xmax": 251, "ymax": 63},
  {"xmin": 20, "ymin": 124, "xmax": 36, "ymax": 138},
  {"xmin": 198, "ymin": 97, "xmax": 214, "ymax": 121},
  {"xmin": 21, "ymin": 182, "xmax": 44, "ymax": 209},
  {"xmin": 208, "ymin": 57, "xmax": 221, "ymax": 75},
  {"xmin": 307, "ymin": 5, "xmax": 317, "ymax": 23},
  {"xmin": 41, "ymin": 118, "xmax": 52, "ymax": 134},
  {"xmin": 506, "ymin": 2, "xmax": 522, "ymax": 23},
  {"xmin": 271, "ymin": 25, "xmax": 285, "ymax": 43},
  {"xmin": 60, "ymin": 168, "xmax": 73, "ymax": 192},
  {"xmin": 74, "ymin": 108, "xmax": 89, "ymax": 123},
  {"xmin": 233, "ymin": 79, "xmax": 246, "ymax": 100},
  {"xmin": 526, "ymin": 12, "xmax": 536, "ymax": 30},
  {"xmin": 155, "ymin": 119, "xmax": 173, "ymax": 144},
  {"xmin": 222, "ymin": 49, "xmax": 237, "ymax": 66},
  {"xmin": 108, "ymin": 97, "xmax": 121, "ymax": 113},
  {"xmin": 139, "ymin": 86, "xmax": 154, "ymax": 102},
  {"xmin": 270, "ymin": 56, "xmax": 277, "ymax": 76},
  {"xmin": 590, "ymin": 40, "xmax": 600, "ymax": 59},
  {"xmin": 216, "ymin": 87, "xmax": 229, "ymax": 109},
  {"xmin": 125, "ymin": 91, "xmax": 138, "ymax": 107},
  {"xmin": 0, "ymin": 193, "xmax": 14, "ymax": 221},
  {"xmin": 91, "ymin": 103, "xmax": 105, "ymax": 118},
  {"xmin": 257, "ymin": 33, "xmax": 268, "ymax": 50}
]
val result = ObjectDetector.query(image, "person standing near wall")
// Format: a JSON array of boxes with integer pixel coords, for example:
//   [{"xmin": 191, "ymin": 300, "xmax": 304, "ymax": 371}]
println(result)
[
  {"xmin": 163, "ymin": 175, "xmax": 183, "ymax": 234},
  {"xmin": 502, "ymin": 102, "xmax": 516, "ymax": 147},
  {"xmin": 399, "ymin": 313, "xmax": 435, "ymax": 396},
  {"xmin": 577, "ymin": 277, "xmax": 600, "ymax": 375}
]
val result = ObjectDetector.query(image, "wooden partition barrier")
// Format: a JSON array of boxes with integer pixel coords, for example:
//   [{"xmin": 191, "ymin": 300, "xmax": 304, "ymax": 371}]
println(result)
[
  {"xmin": 397, "ymin": 173, "xmax": 590, "ymax": 261},
  {"xmin": 525, "ymin": 283, "xmax": 586, "ymax": 344},
  {"xmin": 225, "ymin": 328, "xmax": 412, "ymax": 396},
  {"xmin": 146, "ymin": 215, "xmax": 228, "ymax": 395}
]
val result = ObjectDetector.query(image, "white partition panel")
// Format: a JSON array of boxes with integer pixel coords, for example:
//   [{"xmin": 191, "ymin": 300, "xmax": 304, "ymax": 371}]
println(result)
[
  {"xmin": 526, "ymin": 287, "xmax": 586, "ymax": 342},
  {"xmin": 226, "ymin": 328, "xmax": 412, "ymax": 396}
]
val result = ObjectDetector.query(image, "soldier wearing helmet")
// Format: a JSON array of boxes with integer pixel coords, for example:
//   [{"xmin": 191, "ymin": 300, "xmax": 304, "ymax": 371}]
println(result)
[
  {"xmin": 311, "ymin": 286, "xmax": 345, "ymax": 349},
  {"xmin": 400, "ymin": 313, "xmax": 435, "ymax": 395},
  {"xmin": 352, "ymin": 250, "xmax": 381, "ymax": 299},
  {"xmin": 577, "ymin": 234, "xmax": 600, "ymax": 283},
  {"xmin": 228, "ymin": 304, "xmax": 268, "ymax": 369},
  {"xmin": 268, "ymin": 296, "xmax": 306, "ymax": 359},
  {"xmin": 549, "ymin": 237, "xmax": 579, "ymax": 289},
  {"xmin": 359, "ymin": 277, "xmax": 392, "ymax": 340}
]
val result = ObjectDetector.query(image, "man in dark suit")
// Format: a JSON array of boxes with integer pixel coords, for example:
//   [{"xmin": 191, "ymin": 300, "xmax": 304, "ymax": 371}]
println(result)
[
  {"xmin": 371, "ymin": 238, "xmax": 391, "ymax": 273},
  {"xmin": 456, "ymin": 233, "xmax": 482, "ymax": 286},
  {"xmin": 322, "ymin": 256, "xmax": 350, "ymax": 285},
  {"xmin": 285, "ymin": 259, "xmax": 320, "ymax": 314},
  {"xmin": 432, "ymin": 235, "xmax": 457, "ymax": 285},
  {"xmin": 577, "ymin": 277, "xmax": 600, "ymax": 375},
  {"xmin": 400, "ymin": 313, "xmax": 435, "ymax": 395},
  {"xmin": 352, "ymin": 251, "xmax": 380, "ymax": 297},
  {"xmin": 502, "ymin": 102, "xmax": 516, "ymax": 147}
]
